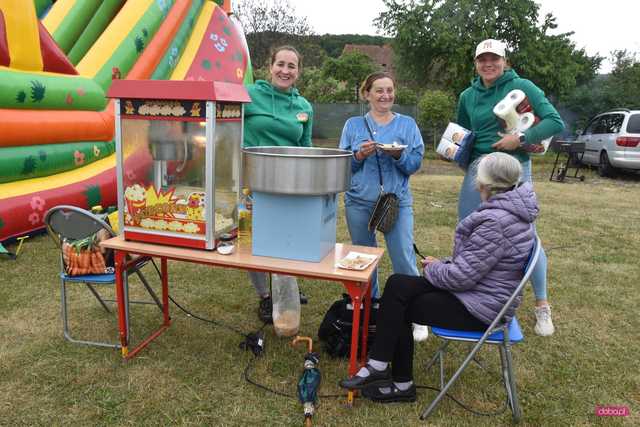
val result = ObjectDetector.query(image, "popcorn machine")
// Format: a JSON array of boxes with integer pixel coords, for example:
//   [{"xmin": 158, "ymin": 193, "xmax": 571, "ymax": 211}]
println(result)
[{"xmin": 107, "ymin": 80, "xmax": 250, "ymax": 250}]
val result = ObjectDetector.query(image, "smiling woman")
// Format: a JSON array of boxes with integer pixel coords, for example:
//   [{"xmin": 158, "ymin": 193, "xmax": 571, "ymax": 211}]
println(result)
[
  {"xmin": 338, "ymin": 71, "xmax": 425, "ymax": 299},
  {"xmin": 456, "ymin": 38, "xmax": 566, "ymax": 336},
  {"xmin": 240, "ymin": 44, "xmax": 314, "ymax": 322},
  {"xmin": 269, "ymin": 48, "xmax": 300, "ymax": 91}
]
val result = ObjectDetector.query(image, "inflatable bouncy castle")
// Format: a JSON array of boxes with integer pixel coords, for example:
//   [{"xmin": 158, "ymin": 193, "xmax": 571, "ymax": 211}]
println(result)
[{"xmin": 0, "ymin": 0, "xmax": 252, "ymax": 243}]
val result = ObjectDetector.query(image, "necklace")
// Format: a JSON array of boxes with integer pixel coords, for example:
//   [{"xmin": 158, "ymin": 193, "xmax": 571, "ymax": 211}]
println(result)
[{"xmin": 367, "ymin": 112, "xmax": 394, "ymax": 136}]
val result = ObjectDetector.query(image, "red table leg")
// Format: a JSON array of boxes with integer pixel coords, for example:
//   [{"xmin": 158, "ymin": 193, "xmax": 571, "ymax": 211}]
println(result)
[
  {"xmin": 360, "ymin": 278, "xmax": 372, "ymax": 365},
  {"xmin": 161, "ymin": 257, "xmax": 170, "ymax": 326},
  {"xmin": 124, "ymin": 256, "xmax": 171, "ymax": 360},
  {"xmin": 114, "ymin": 250, "xmax": 129, "ymax": 357},
  {"xmin": 343, "ymin": 280, "xmax": 372, "ymax": 405}
]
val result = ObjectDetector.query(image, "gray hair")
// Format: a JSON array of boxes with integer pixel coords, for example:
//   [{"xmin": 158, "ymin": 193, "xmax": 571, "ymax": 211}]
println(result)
[{"xmin": 475, "ymin": 152, "xmax": 522, "ymax": 193}]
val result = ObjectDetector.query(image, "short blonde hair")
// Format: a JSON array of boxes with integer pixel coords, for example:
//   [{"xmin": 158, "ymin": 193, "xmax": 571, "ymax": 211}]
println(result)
[{"xmin": 475, "ymin": 152, "xmax": 522, "ymax": 193}]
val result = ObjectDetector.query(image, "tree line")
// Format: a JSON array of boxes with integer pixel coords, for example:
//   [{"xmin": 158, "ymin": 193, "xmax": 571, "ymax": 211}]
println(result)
[{"xmin": 234, "ymin": 0, "xmax": 640, "ymax": 135}]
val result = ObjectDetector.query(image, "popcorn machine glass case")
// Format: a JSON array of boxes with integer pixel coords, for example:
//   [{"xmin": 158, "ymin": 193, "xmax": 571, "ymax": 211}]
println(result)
[{"xmin": 108, "ymin": 80, "xmax": 250, "ymax": 250}]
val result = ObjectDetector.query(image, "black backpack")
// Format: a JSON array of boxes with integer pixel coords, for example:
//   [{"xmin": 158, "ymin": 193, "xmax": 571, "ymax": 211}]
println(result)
[{"xmin": 317, "ymin": 294, "xmax": 379, "ymax": 358}]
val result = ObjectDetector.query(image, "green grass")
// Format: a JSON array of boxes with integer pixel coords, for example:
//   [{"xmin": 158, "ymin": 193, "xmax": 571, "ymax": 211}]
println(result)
[{"xmin": 1, "ymin": 155, "xmax": 639, "ymax": 426}]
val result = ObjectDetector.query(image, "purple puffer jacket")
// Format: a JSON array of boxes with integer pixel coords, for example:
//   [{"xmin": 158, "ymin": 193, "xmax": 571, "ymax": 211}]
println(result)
[{"xmin": 424, "ymin": 182, "xmax": 538, "ymax": 325}]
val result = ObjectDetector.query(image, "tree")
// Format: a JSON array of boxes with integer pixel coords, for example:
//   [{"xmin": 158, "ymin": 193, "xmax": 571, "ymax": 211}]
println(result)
[
  {"xmin": 608, "ymin": 50, "xmax": 640, "ymax": 109},
  {"xmin": 321, "ymin": 52, "xmax": 377, "ymax": 102},
  {"xmin": 394, "ymin": 86, "xmax": 418, "ymax": 105},
  {"xmin": 296, "ymin": 68, "xmax": 352, "ymax": 103},
  {"xmin": 416, "ymin": 90, "xmax": 456, "ymax": 149},
  {"xmin": 375, "ymin": 0, "xmax": 602, "ymax": 99},
  {"xmin": 564, "ymin": 50, "xmax": 640, "ymax": 130},
  {"xmin": 233, "ymin": 0, "xmax": 313, "ymax": 68}
]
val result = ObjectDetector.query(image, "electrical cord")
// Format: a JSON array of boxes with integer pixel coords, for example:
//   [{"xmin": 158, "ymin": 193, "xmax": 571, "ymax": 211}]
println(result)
[
  {"xmin": 148, "ymin": 259, "xmax": 267, "ymax": 355},
  {"xmin": 149, "ymin": 261, "xmax": 507, "ymax": 413},
  {"xmin": 167, "ymin": 293, "xmax": 249, "ymax": 338},
  {"xmin": 243, "ymin": 355, "xmax": 344, "ymax": 399}
]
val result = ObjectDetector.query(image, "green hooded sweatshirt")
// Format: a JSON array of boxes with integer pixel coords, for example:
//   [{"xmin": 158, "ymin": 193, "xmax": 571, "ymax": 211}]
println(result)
[
  {"xmin": 243, "ymin": 80, "xmax": 313, "ymax": 148},
  {"xmin": 456, "ymin": 69, "xmax": 565, "ymax": 163}
]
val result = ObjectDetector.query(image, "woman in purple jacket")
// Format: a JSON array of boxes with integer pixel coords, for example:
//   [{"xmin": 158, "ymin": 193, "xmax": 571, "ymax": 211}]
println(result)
[{"xmin": 339, "ymin": 152, "xmax": 537, "ymax": 403}]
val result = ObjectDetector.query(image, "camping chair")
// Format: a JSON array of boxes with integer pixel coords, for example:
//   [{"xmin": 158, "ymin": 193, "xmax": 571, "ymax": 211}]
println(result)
[
  {"xmin": 44, "ymin": 205, "xmax": 163, "ymax": 349},
  {"xmin": 420, "ymin": 236, "xmax": 542, "ymax": 423}
]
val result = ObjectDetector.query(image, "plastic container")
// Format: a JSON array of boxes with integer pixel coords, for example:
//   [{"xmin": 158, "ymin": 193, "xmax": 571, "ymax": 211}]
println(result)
[
  {"xmin": 238, "ymin": 188, "xmax": 252, "ymax": 248},
  {"xmin": 271, "ymin": 274, "xmax": 301, "ymax": 337}
]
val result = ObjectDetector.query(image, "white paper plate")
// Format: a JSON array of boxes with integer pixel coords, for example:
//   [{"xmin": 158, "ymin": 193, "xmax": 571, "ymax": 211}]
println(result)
[
  {"xmin": 377, "ymin": 143, "xmax": 407, "ymax": 151},
  {"xmin": 336, "ymin": 251, "xmax": 377, "ymax": 270}
]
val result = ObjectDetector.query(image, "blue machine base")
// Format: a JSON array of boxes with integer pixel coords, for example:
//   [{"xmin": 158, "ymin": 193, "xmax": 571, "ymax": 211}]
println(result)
[{"xmin": 252, "ymin": 192, "xmax": 337, "ymax": 262}]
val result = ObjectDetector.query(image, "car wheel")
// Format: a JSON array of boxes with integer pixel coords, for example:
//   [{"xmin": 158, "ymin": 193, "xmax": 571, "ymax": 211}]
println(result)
[{"xmin": 598, "ymin": 151, "xmax": 615, "ymax": 177}]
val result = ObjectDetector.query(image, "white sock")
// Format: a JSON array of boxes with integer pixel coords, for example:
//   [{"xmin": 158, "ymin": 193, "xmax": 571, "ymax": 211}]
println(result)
[
  {"xmin": 412, "ymin": 323, "xmax": 429, "ymax": 341},
  {"xmin": 368, "ymin": 359, "xmax": 388, "ymax": 371},
  {"xmin": 378, "ymin": 381, "xmax": 413, "ymax": 394},
  {"xmin": 356, "ymin": 359, "xmax": 388, "ymax": 377},
  {"xmin": 394, "ymin": 380, "xmax": 413, "ymax": 391}
]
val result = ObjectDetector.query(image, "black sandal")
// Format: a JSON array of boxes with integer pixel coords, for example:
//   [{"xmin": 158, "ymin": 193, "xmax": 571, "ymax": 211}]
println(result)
[
  {"xmin": 362, "ymin": 384, "xmax": 417, "ymax": 403},
  {"xmin": 339, "ymin": 364, "xmax": 391, "ymax": 390}
]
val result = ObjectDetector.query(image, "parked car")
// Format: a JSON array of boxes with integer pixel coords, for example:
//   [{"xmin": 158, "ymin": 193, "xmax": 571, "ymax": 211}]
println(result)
[{"xmin": 576, "ymin": 109, "xmax": 640, "ymax": 176}]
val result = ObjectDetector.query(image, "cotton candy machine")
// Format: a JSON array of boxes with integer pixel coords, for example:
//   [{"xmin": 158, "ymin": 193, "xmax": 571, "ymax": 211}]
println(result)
[
  {"xmin": 243, "ymin": 146, "xmax": 352, "ymax": 195},
  {"xmin": 243, "ymin": 146, "xmax": 352, "ymax": 262}
]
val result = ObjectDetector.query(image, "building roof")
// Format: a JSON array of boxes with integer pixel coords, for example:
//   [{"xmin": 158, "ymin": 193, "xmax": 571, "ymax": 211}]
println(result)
[{"xmin": 342, "ymin": 44, "xmax": 395, "ymax": 76}]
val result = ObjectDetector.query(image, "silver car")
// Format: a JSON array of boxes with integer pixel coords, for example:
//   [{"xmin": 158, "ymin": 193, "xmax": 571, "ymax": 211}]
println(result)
[{"xmin": 576, "ymin": 109, "xmax": 640, "ymax": 176}]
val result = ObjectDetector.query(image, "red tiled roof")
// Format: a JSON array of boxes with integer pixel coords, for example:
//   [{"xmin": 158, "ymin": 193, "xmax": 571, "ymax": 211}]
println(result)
[{"xmin": 342, "ymin": 44, "xmax": 395, "ymax": 75}]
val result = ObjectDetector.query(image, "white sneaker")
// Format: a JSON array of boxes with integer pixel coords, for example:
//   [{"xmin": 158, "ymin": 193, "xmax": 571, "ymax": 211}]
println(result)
[
  {"xmin": 534, "ymin": 305, "xmax": 555, "ymax": 336},
  {"xmin": 412, "ymin": 323, "xmax": 429, "ymax": 342}
]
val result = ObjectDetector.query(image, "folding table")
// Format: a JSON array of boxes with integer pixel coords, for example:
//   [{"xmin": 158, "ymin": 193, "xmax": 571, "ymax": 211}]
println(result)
[{"xmin": 101, "ymin": 236, "xmax": 383, "ymax": 404}]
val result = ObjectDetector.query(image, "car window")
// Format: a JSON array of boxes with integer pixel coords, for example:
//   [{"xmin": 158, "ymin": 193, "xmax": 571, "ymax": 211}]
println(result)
[
  {"xmin": 601, "ymin": 114, "xmax": 625, "ymax": 133},
  {"xmin": 583, "ymin": 117, "xmax": 601, "ymax": 135},
  {"xmin": 626, "ymin": 114, "xmax": 640, "ymax": 133}
]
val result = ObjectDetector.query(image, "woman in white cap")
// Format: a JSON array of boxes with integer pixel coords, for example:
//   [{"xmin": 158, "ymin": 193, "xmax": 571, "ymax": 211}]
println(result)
[{"xmin": 455, "ymin": 39, "xmax": 564, "ymax": 336}]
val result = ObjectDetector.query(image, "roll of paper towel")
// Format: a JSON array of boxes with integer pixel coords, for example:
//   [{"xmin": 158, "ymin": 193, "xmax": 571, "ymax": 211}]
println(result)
[{"xmin": 493, "ymin": 89, "xmax": 534, "ymax": 133}]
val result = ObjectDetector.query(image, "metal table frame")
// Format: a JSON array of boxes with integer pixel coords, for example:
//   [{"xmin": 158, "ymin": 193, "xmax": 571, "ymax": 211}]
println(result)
[{"xmin": 102, "ymin": 236, "xmax": 383, "ymax": 404}]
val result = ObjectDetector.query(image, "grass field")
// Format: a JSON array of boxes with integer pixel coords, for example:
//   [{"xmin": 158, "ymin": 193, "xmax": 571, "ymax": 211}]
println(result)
[{"xmin": 1, "ymin": 151, "xmax": 638, "ymax": 426}]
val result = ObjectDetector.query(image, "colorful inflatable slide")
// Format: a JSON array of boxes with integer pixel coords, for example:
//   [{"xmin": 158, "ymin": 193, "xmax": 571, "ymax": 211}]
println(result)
[{"xmin": 0, "ymin": 0, "xmax": 252, "ymax": 243}]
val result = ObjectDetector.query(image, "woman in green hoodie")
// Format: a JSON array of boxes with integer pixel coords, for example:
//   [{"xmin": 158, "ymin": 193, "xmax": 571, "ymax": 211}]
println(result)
[
  {"xmin": 456, "ymin": 39, "xmax": 564, "ymax": 336},
  {"xmin": 243, "ymin": 46, "xmax": 313, "ymax": 323}
]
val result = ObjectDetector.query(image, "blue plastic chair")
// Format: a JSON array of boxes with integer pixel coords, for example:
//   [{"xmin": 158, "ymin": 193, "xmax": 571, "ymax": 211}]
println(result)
[
  {"xmin": 45, "ymin": 205, "xmax": 163, "ymax": 349},
  {"xmin": 420, "ymin": 236, "xmax": 542, "ymax": 423}
]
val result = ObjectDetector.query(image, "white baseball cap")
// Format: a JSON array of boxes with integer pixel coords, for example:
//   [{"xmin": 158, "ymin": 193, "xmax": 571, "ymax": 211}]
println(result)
[{"xmin": 475, "ymin": 39, "xmax": 506, "ymax": 58}]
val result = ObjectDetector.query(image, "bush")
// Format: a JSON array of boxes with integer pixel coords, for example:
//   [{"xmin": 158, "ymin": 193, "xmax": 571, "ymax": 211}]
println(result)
[
  {"xmin": 417, "ymin": 90, "xmax": 456, "ymax": 148},
  {"xmin": 394, "ymin": 85, "xmax": 418, "ymax": 105}
]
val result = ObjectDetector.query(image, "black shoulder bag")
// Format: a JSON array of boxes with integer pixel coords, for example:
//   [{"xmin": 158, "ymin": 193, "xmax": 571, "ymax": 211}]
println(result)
[{"xmin": 363, "ymin": 116, "xmax": 400, "ymax": 234}]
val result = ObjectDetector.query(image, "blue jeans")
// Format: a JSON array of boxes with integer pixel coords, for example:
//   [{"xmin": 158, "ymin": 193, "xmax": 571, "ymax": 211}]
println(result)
[
  {"xmin": 458, "ymin": 160, "xmax": 548, "ymax": 301},
  {"xmin": 345, "ymin": 198, "xmax": 419, "ymax": 298}
]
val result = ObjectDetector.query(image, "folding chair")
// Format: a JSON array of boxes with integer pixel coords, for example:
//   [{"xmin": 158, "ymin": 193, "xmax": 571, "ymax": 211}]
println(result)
[
  {"xmin": 420, "ymin": 236, "xmax": 542, "ymax": 423},
  {"xmin": 44, "ymin": 205, "xmax": 163, "ymax": 349}
]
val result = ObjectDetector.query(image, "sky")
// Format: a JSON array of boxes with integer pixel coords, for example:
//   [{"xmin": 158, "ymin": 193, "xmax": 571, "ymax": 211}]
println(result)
[{"xmin": 287, "ymin": 0, "xmax": 640, "ymax": 73}]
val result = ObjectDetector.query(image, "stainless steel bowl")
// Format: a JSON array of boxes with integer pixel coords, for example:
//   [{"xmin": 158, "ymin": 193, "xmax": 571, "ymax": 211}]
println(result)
[{"xmin": 243, "ymin": 146, "xmax": 352, "ymax": 195}]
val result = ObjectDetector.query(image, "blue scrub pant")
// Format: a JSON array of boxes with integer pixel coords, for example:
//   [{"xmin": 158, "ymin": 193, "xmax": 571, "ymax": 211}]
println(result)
[
  {"xmin": 345, "ymin": 198, "xmax": 419, "ymax": 298},
  {"xmin": 457, "ymin": 160, "xmax": 548, "ymax": 301}
]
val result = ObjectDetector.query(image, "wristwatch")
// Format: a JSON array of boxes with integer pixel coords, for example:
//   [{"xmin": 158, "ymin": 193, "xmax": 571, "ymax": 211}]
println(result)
[{"xmin": 518, "ymin": 132, "xmax": 526, "ymax": 147}]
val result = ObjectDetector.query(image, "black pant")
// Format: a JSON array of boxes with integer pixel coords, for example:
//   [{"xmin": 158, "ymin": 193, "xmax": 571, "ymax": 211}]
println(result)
[{"xmin": 369, "ymin": 274, "xmax": 487, "ymax": 382}]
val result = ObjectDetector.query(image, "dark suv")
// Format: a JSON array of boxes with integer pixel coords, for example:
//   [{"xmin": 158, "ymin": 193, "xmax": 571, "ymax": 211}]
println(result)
[{"xmin": 576, "ymin": 109, "xmax": 640, "ymax": 176}]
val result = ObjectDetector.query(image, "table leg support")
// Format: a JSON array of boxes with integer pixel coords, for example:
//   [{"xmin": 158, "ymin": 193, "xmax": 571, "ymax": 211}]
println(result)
[
  {"xmin": 360, "ymin": 279, "xmax": 372, "ymax": 365},
  {"xmin": 343, "ymin": 280, "xmax": 371, "ymax": 406},
  {"xmin": 161, "ymin": 258, "xmax": 170, "ymax": 326},
  {"xmin": 114, "ymin": 250, "xmax": 129, "ymax": 357}
]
